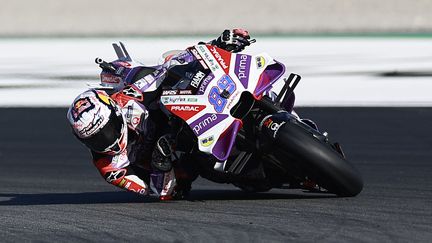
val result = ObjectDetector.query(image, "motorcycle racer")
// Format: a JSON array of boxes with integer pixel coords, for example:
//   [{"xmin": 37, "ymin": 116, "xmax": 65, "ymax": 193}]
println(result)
[{"xmin": 67, "ymin": 29, "xmax": 254, "ymax": 200}]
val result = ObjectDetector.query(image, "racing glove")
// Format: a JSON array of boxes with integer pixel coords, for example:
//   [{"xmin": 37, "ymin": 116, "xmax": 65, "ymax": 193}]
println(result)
[
  {"xmin": 212, "ymin": 29, "xmax": 256, "ymax": 53},
  {"xmin": 151, "ymin": 135, "xmax": 174, "ymax": 172}
]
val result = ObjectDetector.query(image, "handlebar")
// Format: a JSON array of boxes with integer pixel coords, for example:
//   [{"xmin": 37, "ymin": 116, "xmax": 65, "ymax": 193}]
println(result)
[{"xmin": 95, "ymin": 58, "xmax": 116, "ymax": 72}]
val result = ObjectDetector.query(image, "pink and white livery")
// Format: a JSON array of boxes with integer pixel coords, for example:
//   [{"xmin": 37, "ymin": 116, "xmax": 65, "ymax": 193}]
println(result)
[
  {"xmin": 155, "ymin": 44, "xmax": 363, "ymax": 196},
  {"xmin": 75, "ymin": 34, "xmax": 363, "ymax": 198}
]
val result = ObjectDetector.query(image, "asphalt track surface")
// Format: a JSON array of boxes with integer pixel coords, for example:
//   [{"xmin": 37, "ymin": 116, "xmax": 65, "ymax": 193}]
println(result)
[{"xmin": 0, "ymin": 107, "xmax": 431, "ymax": 242}]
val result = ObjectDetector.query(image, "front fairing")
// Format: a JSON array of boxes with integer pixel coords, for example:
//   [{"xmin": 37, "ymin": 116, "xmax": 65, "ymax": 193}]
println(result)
[{"xmin": 160, "ymin": 45, "xmax": 286, "ymax": 161}]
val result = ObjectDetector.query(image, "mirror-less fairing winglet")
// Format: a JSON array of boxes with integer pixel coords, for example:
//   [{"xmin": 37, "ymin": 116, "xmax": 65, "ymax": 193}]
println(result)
[
  {"xmin": 275, "ymin": 73, "xmax": 301, "ymax": 104},
  {"xmin": 119, "ymin": 42, "xmax": 131, "ymax": 60},
  {"xmin": 112, "ymin": 42, "xmax": 132, "ymax": 61}
]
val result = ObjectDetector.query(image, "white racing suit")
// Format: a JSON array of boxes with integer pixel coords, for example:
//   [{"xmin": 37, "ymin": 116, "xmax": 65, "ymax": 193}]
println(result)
[{"xmin": 91, "ymin": 86, "xmax": 176, "ymax": 199}]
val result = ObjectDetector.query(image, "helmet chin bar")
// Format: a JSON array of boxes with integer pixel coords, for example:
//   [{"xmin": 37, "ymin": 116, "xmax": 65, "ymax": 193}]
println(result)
[{"xmin": 102, "ymin": 115, "xmax": 128, "ymax": 155}]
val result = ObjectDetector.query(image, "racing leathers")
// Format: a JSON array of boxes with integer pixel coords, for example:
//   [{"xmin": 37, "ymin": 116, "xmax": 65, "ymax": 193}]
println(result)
[{"xmin": 90, "ymin": 87, "xmax": 177, "ymax": 199}]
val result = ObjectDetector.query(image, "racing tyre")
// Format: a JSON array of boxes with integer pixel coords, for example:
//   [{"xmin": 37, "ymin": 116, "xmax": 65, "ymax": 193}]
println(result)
[{"xmin": 275, "ymin": 120, "xmax": 363, "ymax": 197}]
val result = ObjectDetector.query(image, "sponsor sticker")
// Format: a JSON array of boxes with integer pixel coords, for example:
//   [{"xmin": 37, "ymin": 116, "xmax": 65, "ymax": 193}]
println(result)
[
  {"xmin": 190, "ymin": 48, "xmax": 202, "ymax": 60},
  {"xmin": 209, "ymin": 46, "xmax": 231, "ymax": 73},
  {"xmin": 198, "ymin": 45, "xmax": 219, "ymax": 72},
  {"xmin": 122, "ymin": 86, "xmax": 143, "ymax": 100},
  {"xmin": 200, "ymin": 136, "xmax": 215, "ymax": 147},
  {"xmin": 187, "ymin": 98, "xmax": 198, "ymax": 102},
  {"xmin": 72, "ymin": 97, "xmax": 94, "ymax": 121},
  {"xmin": 234, "ymin": 54, "xmax": 251, "ymax": 88},
  {"xmin": 134, "ymin": 80, "xmax": 146, "ymax": 89},
  {"xmin": 101, "ymin": 73, "xmax": 122, "ymax": 84},
  {"xmin": 105, "ymin": 169, "xmax": 126, "ymax": 183},
  {"xmin": 162, "ymin": 89, "xmax": 192, "ymax": 95},
  {"xmin": 263, "ymin": 118, "xmax": 286, "ymax": 138},
  {"xmin": 256, "ymin": 56, "xmax": 266, "ymax": 69},
  {"xmin": 179, "ymin": 90, "xmax": 193, "ymax": 95},
  {"xmin": 190, "ymin": 71, "xmax": 206, "ymax": 88},
  {"xmin": 197, "ymin": 73, "xmax": 215, "ymax": 95},
  {"xmin": 170, "ymin": 105, "xmax": 202, "ymax": 112},
  {"xmin": 226, "ymin": 91, "xmax": 241, "ymax": 109},
  {"xmin": 80, "ymin": 112, "xmax": 104, "ymax": 137},
  {"xmin": 189, "ymin": 113, "xmax": 228, "ymax": 136},
  {"xmin": 161, "ymin": 96, "xmax": 186, "ymax": 104},
  {"xmin": 162, "ymin": 90, "xmax": 179, "ymax": 96},
  {"xmin": 166, "ymin": 105, "xmax": 206, "ymax": 121},
  {"xmin": 199, "ymin": 60, "xmax": 209, "ymax": 70}
]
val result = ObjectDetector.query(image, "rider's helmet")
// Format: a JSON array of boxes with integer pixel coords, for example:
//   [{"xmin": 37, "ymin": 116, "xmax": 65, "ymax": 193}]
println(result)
[{"xmin": 67, "ymin": 89, "xmax": 128, "ymax": 155}]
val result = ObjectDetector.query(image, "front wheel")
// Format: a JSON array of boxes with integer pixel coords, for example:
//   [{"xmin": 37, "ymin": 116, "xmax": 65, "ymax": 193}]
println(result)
[{"xmin": 273, "ymin": 120, "xmax": 363, "ymax": 197}]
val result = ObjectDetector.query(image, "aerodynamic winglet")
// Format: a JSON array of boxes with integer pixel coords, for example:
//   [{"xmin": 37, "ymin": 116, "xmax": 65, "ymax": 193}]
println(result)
[
  {"xmin": 112, "ymin": 43, "xmax": 125, "ymax": 60},
  {"xmin": 119, "ymin": 42, "xmax": 132, "ymax": 61}
]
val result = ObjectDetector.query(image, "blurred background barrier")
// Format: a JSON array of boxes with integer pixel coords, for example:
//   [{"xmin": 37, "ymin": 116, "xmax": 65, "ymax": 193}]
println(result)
[
  {"xmin": 1, "ymin": 0, "xmax": 432, "ymax": 36},
  {"xmin": 1, "ymin": 38, "xmax": 432, "ymax": 107},
  {"xmin": 1, "ymin": 0, "xmax": 431, "ymax": 107}
]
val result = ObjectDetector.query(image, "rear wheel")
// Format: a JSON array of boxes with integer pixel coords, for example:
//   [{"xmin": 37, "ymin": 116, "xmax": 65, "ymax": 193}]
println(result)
[{"xmin": 274, "ymin": 120, "xmax": 363, "ymax": 197}]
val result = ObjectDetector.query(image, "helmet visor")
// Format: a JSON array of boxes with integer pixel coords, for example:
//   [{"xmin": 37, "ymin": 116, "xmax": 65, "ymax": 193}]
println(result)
[{"xmin": 80, "ymin": 112, "xmax": 124, "ymax": 153}]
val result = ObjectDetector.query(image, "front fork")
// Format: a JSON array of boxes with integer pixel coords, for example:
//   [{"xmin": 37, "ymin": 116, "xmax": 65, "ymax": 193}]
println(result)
[
  {"xmin": 256, "ymin": 110, "xmax": 299, "ymax": 152},
  {"xmin": 255, "ymin": 98, "xmax": 321, "ymax": 151},
  {"xmin": 256, "ymin": 101, "xmax": 345, "ymax": 159}
]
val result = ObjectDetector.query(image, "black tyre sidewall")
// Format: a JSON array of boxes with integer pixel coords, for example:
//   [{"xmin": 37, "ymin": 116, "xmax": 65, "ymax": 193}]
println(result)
[{"xmin": 275, "ymin": 121, "xmax": 363, "ymax": 196}]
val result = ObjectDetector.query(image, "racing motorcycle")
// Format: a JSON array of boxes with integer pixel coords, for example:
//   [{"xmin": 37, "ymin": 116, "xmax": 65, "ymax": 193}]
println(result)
[{"xmin": 96, "ymin": 42, "xmax": 363, "ymax": 197}]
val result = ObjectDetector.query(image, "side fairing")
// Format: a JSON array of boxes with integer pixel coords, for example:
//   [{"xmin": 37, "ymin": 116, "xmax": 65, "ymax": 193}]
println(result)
[{"xmin": 161, "ymin": 45, "xmax": 283, "ymax": 161}]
